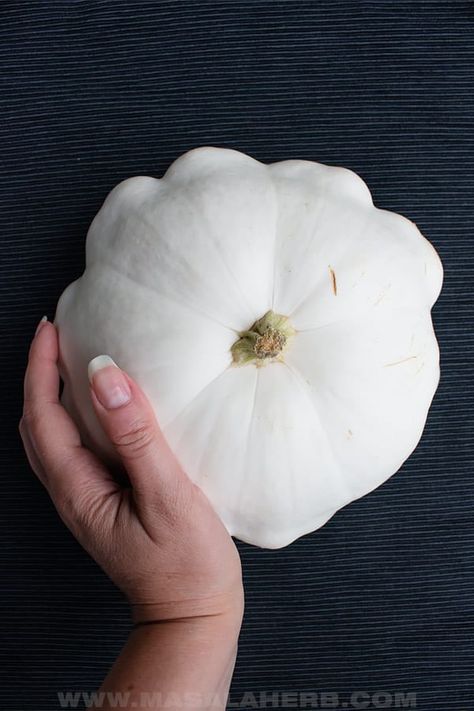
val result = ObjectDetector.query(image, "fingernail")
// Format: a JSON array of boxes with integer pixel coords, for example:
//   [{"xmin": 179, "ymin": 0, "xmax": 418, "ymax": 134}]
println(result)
[
  {"xmin": 87, "ymin": 355, "xmax": 132, "ymax": 410},
  {"xmin": 35, "ymin": 315, "xmax": 48, "ymax": 336}
]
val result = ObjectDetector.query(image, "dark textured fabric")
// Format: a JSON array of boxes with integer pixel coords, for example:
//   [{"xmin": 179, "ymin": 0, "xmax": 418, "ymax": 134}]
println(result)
[{"xmin": 1, "ymin": 1, "xmax": 473, "ymax": 709}]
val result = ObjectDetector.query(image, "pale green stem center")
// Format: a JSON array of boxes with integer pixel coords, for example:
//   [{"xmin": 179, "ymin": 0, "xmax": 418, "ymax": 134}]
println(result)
[{"xmin": 231, "ymin": 310, "xmax": 296, "ymax": 366}]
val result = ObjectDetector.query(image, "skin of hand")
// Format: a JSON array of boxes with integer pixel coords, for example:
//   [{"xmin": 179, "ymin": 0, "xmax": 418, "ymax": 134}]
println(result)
[{"xmin": 19, "ymin": 317, "xmax": 244, "ymax": 709}]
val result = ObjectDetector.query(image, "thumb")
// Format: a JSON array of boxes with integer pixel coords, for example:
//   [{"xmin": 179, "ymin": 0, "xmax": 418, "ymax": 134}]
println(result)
[{"xmin": 88, "ymin": 355, "xmax": 188, "ymax": 499}]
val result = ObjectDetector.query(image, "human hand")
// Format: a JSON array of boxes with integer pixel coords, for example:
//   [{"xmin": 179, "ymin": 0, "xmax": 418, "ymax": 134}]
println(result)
[{"xmin": 19, "ymin": 318, "xmax": 244, "ymax": 629}]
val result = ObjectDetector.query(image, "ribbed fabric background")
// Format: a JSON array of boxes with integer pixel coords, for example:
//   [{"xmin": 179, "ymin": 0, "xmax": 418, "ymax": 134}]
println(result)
[{"xmin": 1, "ymin": 1, "xmax": 473, "ymax": 709}]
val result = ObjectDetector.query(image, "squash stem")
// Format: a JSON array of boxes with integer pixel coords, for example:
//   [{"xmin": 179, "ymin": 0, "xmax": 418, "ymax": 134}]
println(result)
[{"xmin": 231, "ymin": 310, "xmax": 295, "ymax": 366}]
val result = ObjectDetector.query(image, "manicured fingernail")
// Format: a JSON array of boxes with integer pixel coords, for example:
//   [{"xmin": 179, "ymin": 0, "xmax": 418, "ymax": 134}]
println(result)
[
  {"xmin": 35, "ymin": 315, "xmax": 48, "ymax": 336},
  {"xmin": 87, "ymin": 355, "xmax": 132, "ymax": 410}
]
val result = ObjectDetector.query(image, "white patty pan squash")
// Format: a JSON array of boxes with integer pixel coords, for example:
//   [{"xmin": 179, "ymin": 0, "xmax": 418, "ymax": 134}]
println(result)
[{"xmin": 54, "ymin": 146, "xmax": 443, "ymax": 549}]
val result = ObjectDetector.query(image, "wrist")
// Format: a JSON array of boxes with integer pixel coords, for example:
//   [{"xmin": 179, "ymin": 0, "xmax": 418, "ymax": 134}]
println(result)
[
  {"xmin": 130, "ymin": 606, "xmax": 242, "ymax": 664},
  {"xmin": 130, "ymin": 589, "xmax": 244, "ymax": 629},
  {"xmin": 101, "ymin": 605, "xmax": 241, "ymax": 707}
]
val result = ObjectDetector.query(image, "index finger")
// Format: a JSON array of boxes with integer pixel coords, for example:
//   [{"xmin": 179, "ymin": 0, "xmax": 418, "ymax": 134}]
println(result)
[
  {"xmin": 23, "ymin": 317, "xmax": 61, "ymax": 409},
  {"xmin": 21, "ymin": 319, "xmax": 111, "ymax": 497}
]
